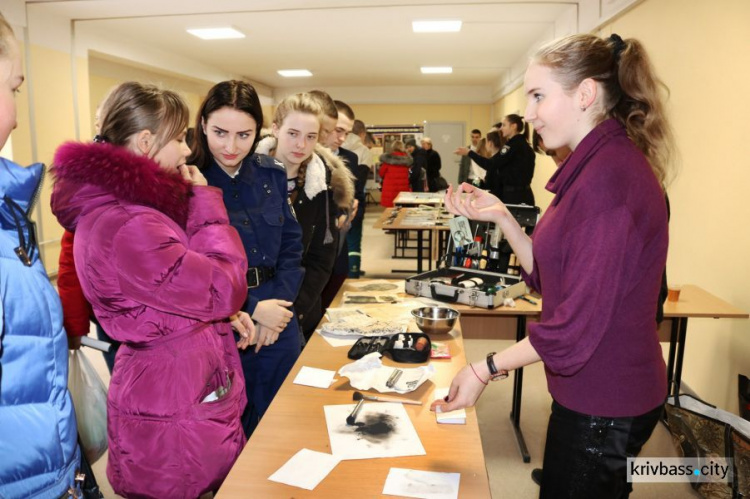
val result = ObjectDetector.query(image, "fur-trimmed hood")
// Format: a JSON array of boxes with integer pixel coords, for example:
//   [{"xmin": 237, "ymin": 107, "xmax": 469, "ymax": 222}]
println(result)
[
  {"xmin": 380, "ymin": 151, "xmax": 413, "ymax": 166},
  {"xmin": 315, "ymin": 144, "xmax": 355, "ymax": 210},
  {"xmin": 51, "ymin": 141, "xmax": 193, "ymax": 231},
  {"xmin": 255, "ymin": 135, "xmax": 354, "ymax": 210}
]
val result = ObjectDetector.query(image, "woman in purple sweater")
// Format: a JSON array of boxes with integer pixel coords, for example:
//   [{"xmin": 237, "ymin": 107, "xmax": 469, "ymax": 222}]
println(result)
[{"xmin": 434, "ymin": 33, "xmax": 674, "ymax": 497}]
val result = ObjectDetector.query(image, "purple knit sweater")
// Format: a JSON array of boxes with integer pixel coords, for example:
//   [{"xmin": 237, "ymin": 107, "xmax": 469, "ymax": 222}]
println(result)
[{"xmin": 522, "ymin": 119, "xmax": 668, "ymax": 418}]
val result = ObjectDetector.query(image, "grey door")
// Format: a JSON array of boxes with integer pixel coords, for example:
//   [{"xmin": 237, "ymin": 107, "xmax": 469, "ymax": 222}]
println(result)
[{"xmin": 424, "ymin": 122, "xmax": 465, "ymax": 188}]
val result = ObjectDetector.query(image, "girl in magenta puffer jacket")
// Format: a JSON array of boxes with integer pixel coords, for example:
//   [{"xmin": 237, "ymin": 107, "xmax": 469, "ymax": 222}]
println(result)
[{"xmin": 51, "ymin": 82, "xmax": 254, "ymax": 498}]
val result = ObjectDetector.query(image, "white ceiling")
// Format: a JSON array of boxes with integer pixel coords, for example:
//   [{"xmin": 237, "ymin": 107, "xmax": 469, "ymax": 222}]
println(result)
[{"xmin": 25, "ymin": 0, "xmax": 579, "ymax": 92}]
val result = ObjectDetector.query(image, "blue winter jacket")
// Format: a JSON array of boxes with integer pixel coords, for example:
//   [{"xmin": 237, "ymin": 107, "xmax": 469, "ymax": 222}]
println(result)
[{"xmin": 0, "ymin": 158, "xmax": 80, "ymax": 498}]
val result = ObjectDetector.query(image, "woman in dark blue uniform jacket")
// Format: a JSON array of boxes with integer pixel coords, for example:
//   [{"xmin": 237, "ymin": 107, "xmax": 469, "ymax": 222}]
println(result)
[
  {"xmin": 456, "ymin": 115, "xmax": 536, "ymax": 206},
  {"xmin": 189, "ymin": 81, "xmax": 304, "ymax": 436}
]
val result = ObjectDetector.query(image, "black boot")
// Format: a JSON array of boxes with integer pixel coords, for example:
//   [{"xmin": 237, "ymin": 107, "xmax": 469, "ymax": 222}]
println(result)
[{"xmin": 531, "ymin": 468, "xmax": 543, "ymax": 486}]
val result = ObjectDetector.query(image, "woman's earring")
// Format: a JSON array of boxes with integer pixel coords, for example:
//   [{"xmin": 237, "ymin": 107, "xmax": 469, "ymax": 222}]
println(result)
[{"xmin": 580, "ymin": 106, "xmax": 587, "ymax": 112}]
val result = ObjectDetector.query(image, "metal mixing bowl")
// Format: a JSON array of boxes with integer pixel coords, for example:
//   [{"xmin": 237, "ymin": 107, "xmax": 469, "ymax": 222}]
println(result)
[{"xmin": 411, "ymin": 306, "xmax": 460, "ymax": 335}]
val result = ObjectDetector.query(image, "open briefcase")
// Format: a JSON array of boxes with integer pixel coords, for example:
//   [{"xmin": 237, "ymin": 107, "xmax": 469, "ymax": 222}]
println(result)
[{"xmin": 405, "ymin": 204, "xmax": 539, "ymax": 309}]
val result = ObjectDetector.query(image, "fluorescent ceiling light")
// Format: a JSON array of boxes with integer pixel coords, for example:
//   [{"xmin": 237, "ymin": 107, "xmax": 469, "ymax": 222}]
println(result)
[
  {"xmin": 421, "ymin": 66, "xmax": 453, "ymax": 74},
  {"xmin": 413, "ymin": 20, "xmax": 462, "ymax": 33},
  {"xmin": 278, "ymin": 69, "xmax": 313, "ymax": 78},
  {"xmin": 187, "ymin": 27, "xmax": 245, "ymax": 40}
]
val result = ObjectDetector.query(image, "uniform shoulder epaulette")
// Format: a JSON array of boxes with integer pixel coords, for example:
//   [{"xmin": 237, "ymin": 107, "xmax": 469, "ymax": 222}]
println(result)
[{"xmin": 254, "ymin": 153, "xmax": 287, "ymax": 173}]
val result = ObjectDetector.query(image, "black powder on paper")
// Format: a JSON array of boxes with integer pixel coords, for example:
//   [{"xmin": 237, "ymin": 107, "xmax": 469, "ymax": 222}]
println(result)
[{"xmin": 354, "ymin": 413, "xmax": 396, "ymax": 444}]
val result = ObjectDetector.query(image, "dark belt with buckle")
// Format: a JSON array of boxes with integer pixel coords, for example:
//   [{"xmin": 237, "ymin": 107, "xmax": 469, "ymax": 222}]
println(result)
[{"xmin": 247, "ymin": 266, "xmax": 276, "ymax": 288}]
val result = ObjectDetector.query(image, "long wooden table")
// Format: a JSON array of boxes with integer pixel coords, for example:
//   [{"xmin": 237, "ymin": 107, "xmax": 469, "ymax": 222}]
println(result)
[
  {"xmin": 374, "ymin": 207, "xmax": 450, "ymax": 273},
  {"xmin": 393, "ymin": 191, "xmax": 445, "ymax": 206},
  {"xmin": 662, "ymin": 285, "xmax": 748, "ymax": 397},
  {"xmin": 444, "ymin": 284, "xmax": 748, "ymax": 462},
  {"xmin": 218, "ymin": 282, "xmax": 491, "ymax": 498}
]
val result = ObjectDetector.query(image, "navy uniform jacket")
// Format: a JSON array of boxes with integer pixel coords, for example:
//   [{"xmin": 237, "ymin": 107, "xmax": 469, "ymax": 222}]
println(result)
[
  {"xmin": 468, "ymin": 134, "xmax": 535, "ymax": 205},
  {"xmin": 204, "ymin": 152, "xmax": 305, "ymax": 435},
  {"xmin": 203, "ymin": 153, "xmax": 304, "ymax": 314}
]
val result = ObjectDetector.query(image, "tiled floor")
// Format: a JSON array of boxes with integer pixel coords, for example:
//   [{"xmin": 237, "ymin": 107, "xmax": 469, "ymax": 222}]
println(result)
[{"xmin": 78, "ymin": 202, "xmax": 697, "ymax": 497}]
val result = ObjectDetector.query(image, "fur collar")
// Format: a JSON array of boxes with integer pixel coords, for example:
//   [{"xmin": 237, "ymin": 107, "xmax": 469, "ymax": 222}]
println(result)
[
  {"xmin": 380, "ymin": 151, "xmax": 413, "ymax": 166},
  {"xmin": 51, "ymin": 141, "xmax": 192, "ymax": 230},
  {"xmin": 314, "ymin": 144, "xmax": 355, "ymax": 210},
  {"xmin": 255, "ymin": 136, "xmax": 354, "ymax": 210}
]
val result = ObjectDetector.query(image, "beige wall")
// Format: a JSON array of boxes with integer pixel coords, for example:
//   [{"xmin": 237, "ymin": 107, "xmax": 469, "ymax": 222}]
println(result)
[
  {"xmin": 26, "ymin": 45, "xmax": 81, "ymax": 267},
  {"xmin": 88, "ymin": 63, "xmax": 210, "ymax": 134},
  {"xmin": 605, "ymin": 0, "xmax": 750, "ymax": 414},
  {"xmin": 492, "ymin": 0, "xmax": 750, "ymax": 412},
  {"xmin": 352, "ymin": 103, "xmax": 491, "ymax": 144},
  {"xmin": 9, "ymin": 40, "xmax": 33, "ymax": 167}
]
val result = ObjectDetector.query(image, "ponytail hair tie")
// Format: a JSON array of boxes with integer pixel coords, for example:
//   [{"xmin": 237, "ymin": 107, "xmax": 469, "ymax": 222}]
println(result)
[
  {"xmin": 609, "ymin": 33, "xmax": 627, "ymax": 62},
  {"xmin": 93, "ymin": 134, "xmax": 110, "ymax": 144}
]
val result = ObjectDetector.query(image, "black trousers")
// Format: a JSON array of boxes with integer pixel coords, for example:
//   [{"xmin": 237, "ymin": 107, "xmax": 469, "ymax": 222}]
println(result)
[{"xmin": 540, "ymin": 400, "xmax": 663, "ymax": 499}]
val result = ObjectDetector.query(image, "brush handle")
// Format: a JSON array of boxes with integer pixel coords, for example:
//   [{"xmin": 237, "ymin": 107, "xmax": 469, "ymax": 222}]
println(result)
[
  {"xmin": 373, "ymin": 396, "xmax": 422, "ymax": 406},
  {"xmin": 346, "ymin": 399, "xmax": 365, "ymax": 425}
]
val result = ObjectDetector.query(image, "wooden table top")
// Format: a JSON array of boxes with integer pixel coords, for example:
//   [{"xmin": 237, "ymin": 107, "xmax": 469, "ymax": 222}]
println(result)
[
  {"xmin": 373, "ymin": 207, "xmax": 452, "ymax": 231},
  {"xmin": 393, "ymin": 192, "xmax": 445, "ymax": 206},
  {"xmin": 663, "ymin": 284, "xmax": 748, "ymax": 319},
  {"xmin": 217, "ymin": 282, "xmax": 491, "ymax": 498},
  {"xmin": 453, "ymin": 283, "xmax": 749, "ymax": 320}
]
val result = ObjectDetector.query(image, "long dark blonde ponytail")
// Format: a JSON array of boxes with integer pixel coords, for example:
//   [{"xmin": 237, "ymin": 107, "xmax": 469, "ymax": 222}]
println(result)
[{"xmin": 533, "ymin": 33, "xmax": 675, "ymax": 187}]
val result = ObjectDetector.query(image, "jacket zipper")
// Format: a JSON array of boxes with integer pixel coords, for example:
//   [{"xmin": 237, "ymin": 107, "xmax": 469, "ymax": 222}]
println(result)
[{"xmin": 27, "ymin": 163, "xmax": 46, "ymax": 216}]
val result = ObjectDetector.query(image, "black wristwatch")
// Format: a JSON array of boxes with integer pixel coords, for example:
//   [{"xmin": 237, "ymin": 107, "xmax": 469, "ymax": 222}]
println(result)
[{"xmin": 486, "ymin": 352, "xmax": 509, "ymax": 381}]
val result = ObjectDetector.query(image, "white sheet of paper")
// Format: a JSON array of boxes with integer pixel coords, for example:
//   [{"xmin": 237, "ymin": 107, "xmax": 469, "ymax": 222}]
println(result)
[
  {"xmin": 268, "ymin": 448, "xmax": 340, "ymax": 490},
  {"xmin": 382, "ymin": 468, "xmax": 461, "ymax": 499},
  {"xmin": 433, "ymin": 388, "xmax": 466, "ymax": 424},
  {"xmin": 324, "ymin": 402, "xmax": 426, "ymax": 460},
  {"xmin": 317, "ymin": 329, "xmax": 359, "ymax": 347},
  {"xmin": 293, "ymin": 366, "xmax": 337, "ymax": 389}
]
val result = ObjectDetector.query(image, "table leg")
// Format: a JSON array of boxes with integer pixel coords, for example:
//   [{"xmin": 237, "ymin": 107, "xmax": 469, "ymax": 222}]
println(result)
[
  {"xmin": 393, "ymin": 229, "xmax": 426, "ymax": 274},
  {"xmin": 509, "ymin": 316, "xmax": 531, "ymax": 463},
  {"xmin": 428, "ymin": 229, "xmax": 433, "ymax": 271},
  {"xmin": 666, "ymin": 318, "xmax": 679, "ymax": 396},
  {"xmin": 673, "ymin": 318, "xmax": 689, "ymax": 397},
  {"xmin": 417, "ymin": 229, "xmax": 424, "ymax": 273}
]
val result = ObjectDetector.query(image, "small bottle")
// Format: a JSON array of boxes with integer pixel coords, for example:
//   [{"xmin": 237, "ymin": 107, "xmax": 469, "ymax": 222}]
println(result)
[
  {"xmin": 487, "ymin": 226, "xmax": 502, "ymax": 272},
  {"xmin": 479, "ymin": 248, "xmax": 489, "ymax": 270}
]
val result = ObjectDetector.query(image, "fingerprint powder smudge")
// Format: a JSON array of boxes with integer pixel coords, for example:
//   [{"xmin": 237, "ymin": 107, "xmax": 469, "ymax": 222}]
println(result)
[{"xmin": 354, "ymin": 413, "xmax": 397, "ymax": 444}]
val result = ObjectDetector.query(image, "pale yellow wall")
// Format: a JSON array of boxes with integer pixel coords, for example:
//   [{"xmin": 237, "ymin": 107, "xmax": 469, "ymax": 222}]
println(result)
[
  {"xmin": 353, "ymin": 104, "xmax": 491, "ymax": 144},
  {"xmin": 28, "ymin": 45, "xmax": 79, "ymax": 268},
  {"xmin": 89, "ymin": 72, "xmax": 207, "ymax": 134},
  {"xmin": 603, "ymin": 0, "xmax": 750, "ymax": 413},
  {"xmin": 9, "ymin": 40, "xmax": 33, "ymax": 167},
  {"xmin": 262, "ymin": 105, "xmax": 274, "ymax": 128},
  {"xmin": 89, "ymin": 73, "xmax": 122, "ymax": 132},
  {"xmin": 492, "ymin": 0, "xmax": 750, "ymax": 412}
]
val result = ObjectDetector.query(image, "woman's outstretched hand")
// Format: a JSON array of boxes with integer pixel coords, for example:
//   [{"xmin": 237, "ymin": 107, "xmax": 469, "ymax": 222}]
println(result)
[{"xmin": 444, "ymin": 183, "xmax": 512, "ymax": 226}]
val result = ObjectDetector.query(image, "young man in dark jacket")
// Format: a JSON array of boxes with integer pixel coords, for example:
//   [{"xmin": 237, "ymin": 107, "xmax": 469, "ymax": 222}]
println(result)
[
  {"xmin": 421, "ymin": 137, "xmax": 442, "ymax": 191},
  {"xmin": 405, "ymin": 139, "xmax": 427, "ymax": 192}
]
